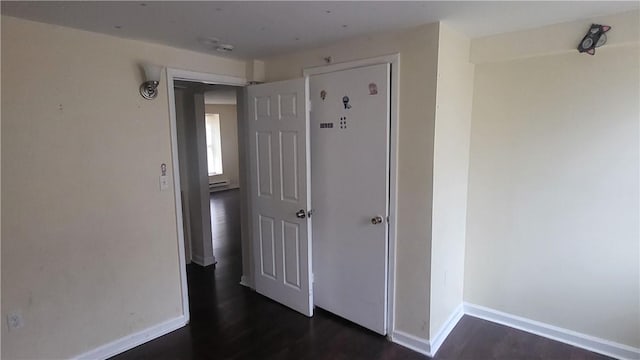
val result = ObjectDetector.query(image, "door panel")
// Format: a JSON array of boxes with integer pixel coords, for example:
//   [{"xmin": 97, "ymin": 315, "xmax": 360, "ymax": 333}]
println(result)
[
  {"xmin": 282, "ymin": 221, "xmax": 301, "ymax": 289},
  {"xmin": 259, "ymin": 215, "xmax": 276, "ymax": 278},
  {"xmin": 256, "ymin": 132, "xmax": 273, "ymax": 197},
  {"xmin": 310, "ymin": 64, "xmax": 390, "ymax": 334},
  {"xmin": 279, "ymin": 131, "xmax": 299, "ymax": 202},
  {"xmin": 248, "ymin": 78, "xmax": 313, "ymax": 317}
]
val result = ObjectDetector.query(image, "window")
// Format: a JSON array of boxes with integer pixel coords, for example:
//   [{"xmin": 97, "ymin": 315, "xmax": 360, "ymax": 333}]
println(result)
[{"xmin": 205, "ymin": 113, "xmax": 223, "ymax": 175}]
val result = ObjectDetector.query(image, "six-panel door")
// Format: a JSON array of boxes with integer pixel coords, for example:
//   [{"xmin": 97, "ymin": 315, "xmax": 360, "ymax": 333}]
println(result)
[{"xmin": 247, "ymin": 78, "xmax": 313, "ymax": 317}]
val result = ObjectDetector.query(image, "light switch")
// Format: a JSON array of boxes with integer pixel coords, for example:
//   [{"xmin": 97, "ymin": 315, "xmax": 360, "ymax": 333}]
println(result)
[{"xmin": 159, "ymin": 175, "xmax": 170, "ymax": 191}]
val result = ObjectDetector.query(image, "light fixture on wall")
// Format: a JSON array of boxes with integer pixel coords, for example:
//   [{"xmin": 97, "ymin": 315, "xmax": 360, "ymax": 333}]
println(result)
[
  {"xmin": 577, "ymin": 24, "xmax": 611, "ymax": 55},
  {"xmin": 139, "ymin": 63, "xmax": 162, "ymax": 100}
]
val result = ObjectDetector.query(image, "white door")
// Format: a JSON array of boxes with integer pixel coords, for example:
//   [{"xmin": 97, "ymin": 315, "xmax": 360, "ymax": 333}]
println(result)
[
  {"xmin": 247, "ymin": 78, "xmax": 313, "ymax": 317},
  {"xmin": 310, "ymin": 64, "xmax": 390, "ymax": 334}
]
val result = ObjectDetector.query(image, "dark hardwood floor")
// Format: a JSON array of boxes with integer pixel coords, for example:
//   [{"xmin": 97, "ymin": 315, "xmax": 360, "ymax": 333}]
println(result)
[{"xmin": 112, "ymin": 189, "xmax": 612, "ymax": 360}]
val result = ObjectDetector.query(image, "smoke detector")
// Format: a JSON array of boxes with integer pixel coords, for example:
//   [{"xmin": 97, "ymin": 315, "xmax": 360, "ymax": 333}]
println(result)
[{"xmin": 215, "ymin": 44, "xmax": 234, "ymax": 53}]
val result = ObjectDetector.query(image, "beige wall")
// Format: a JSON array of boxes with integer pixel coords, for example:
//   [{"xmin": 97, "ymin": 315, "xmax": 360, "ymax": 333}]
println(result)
[
  {"xmin": 263, "ymin": 23, "xmax": 441, "ymax": 339},
  {"xmin": 471, "ymin": 10, "xmax": 640, "ymax": 64},
  {"xmin": 6, "ymin": 8, "xmax": 635, "ymax": 358},
  {"xmin": 1, "ymin": 15, "xmax": 246, "ymax": 359},
  {"xmin": 428, "ymin": 24, "xmax": 474, "ymax": 337},
  {"xmin": 465, "ymin": 13, "xmax": 640, "ymax": 348},
  {"xmin": 205, "ymin": 104, "xmax": 240, "ymax": 189}
]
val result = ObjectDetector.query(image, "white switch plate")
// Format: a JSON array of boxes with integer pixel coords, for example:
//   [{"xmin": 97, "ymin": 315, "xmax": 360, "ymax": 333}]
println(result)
[
  {"xmin": 7, "ymin": 312, "xmax": 23, "ymax": 331},
  {"xmin": 159, "ymin": 175, "xmax": 169, "ymax": 191}
]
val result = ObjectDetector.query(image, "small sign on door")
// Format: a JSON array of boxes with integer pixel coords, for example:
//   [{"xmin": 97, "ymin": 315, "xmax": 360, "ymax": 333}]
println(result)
[{"xmin": 369, "ymin": 83, "xmax": 378, "ymax": 95}]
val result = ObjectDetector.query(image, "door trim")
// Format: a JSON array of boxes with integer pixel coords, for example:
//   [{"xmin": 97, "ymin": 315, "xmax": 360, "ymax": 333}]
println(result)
[
  {"xmin": 303, "ymin": 54, "xmax": 400, "ymax": 336},
  {"xmin": 166, "ymin": 68, "xmax": 247, "ymax": 323}
]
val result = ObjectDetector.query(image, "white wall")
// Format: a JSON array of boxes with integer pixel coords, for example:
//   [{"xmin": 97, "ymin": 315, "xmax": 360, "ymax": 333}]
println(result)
[
  {"xmin": 263, "ymin": 23, "xmax": 441, "ymax": 339},
  {"xmin": 235, "ymin": 88, "xmax": 253, "ymax": 286},
  {"xmin": 428, "ymin": 24, "xmax": 474, "ymax": 338},
  {"xmin": 465, "ymin": 11, "xmax": 640, "ymax": 348},
  {"xmin": 1, "ymin": 15, "xmax": 246, "ymax": 359},
  {"xmin": 205, "ymin": 104, "xmax": 240, "ymax": 189}
]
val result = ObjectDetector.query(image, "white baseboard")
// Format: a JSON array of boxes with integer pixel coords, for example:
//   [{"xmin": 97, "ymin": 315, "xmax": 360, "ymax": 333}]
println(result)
[
  {"xmin": 239, "ymin": 275, "xmax": 253, "ymax": 288},
  {"xmin": 464, "ymin": 302, "xmax": 640, "ymax": 360},
  {"xmin": 391, "ymin": 304, "xmax": 464, "ymax": 357},
  {"xmin": 191, "ymin": 254, "xmax": 216, "ymax": 267},
  {"xmin": 430, "ymin": 304, "xmax": 464, "ymax": 356},
  {"xmin": 209, "ymin": 185, "xmax": 240, "ymax": 193},
  {"xmin": 73, "ymin": 315, "xmax": 187, "ymax": 360},
  {"xmin": 391, "ymin": 330, "xmax": 432, "ymax": 356}
]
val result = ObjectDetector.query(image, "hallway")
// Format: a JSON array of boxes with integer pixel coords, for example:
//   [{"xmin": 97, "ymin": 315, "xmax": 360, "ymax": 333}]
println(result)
[{"xmin": 112, "ymin": 190, "xmax": 610, "ymax": 360}]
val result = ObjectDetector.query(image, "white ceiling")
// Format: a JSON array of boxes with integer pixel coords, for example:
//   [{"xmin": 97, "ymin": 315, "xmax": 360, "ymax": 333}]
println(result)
[{"xmin": 2, "ymin": 1, "xmax": 637, "ymax": 59}]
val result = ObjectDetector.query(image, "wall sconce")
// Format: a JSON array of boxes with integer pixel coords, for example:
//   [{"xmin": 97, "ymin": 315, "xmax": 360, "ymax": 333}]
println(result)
[{"xmin": 140, "ymin": 63, "xmax": 162, "ymax": 100}]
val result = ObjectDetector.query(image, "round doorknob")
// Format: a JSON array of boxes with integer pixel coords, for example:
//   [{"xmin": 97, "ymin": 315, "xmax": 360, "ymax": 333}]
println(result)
[
  {"xmin": 296, "ymin": 209, "xmax": 307, "ymax": 219},
  {"xmin": 371, "ymin": 216, "xmax": 383, "ymax": 225}
]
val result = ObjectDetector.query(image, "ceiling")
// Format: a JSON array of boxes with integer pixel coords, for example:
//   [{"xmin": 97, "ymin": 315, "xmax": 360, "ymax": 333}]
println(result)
[{"xmin": 2, "ymin": 1, "xmax": 637, "ymax": 59}]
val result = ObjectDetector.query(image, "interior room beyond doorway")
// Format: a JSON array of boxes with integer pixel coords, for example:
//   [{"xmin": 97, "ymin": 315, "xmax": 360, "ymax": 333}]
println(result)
[{"xmin": 173, "ymin": 81, "xmax": 242, "ymax": 269}]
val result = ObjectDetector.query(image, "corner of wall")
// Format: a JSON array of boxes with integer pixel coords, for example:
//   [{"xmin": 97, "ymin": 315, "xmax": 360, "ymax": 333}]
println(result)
[
  {"xmin": 428, "ymin": 20, "xmax": 474, "ymax": 339},
  {"xmin": 246, "ymin": 59, "xmax": 266, "ymax": 83},
  {"xmin": 464, "ymin": 13, "xmax": 639, "ymax": 350}
]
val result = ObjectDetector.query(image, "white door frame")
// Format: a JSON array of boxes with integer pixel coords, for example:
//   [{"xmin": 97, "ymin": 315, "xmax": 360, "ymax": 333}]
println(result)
[
  {"xmin": 303, "ymin": 53, "xmax": 401, "ymax": 337},
  {"xmin": 166, "ymin": 67, "xmax": 247, "ymax": 322}
]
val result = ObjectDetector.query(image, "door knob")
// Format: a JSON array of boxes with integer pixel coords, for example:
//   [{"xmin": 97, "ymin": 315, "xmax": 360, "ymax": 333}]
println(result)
[
  {"xmin": 296, "ymin": 209, "xmax": 307, "ymax": 219},
  {"xmin": 371, "ymin": 216, "xmax": 383, "ymax": 225}
]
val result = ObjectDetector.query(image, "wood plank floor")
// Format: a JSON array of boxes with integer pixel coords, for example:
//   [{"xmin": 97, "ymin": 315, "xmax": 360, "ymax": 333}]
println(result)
[{"xmin": 112, "ymin": 189, "xmax": 612, "ymax": 360}]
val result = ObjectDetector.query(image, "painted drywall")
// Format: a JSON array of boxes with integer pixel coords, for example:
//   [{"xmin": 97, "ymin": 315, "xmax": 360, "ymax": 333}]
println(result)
[
  {"xmin": 263, "ymin": 23, "xmax": 441, "ymax": 339},
  {"xmin": 465, "ymin": 15, "xmax": 640, "ymax": 348},
  {"xmin": 428, "ymin": 24, "xmax": 474, "ymax": 338},
  {"xmin": 471, "ymin": 10, "xmax": 640, "ymax": 64},
  {"xmin": 1, "ymin": 15, "xmax": 246, "ymax": 359},
  {"xmin": 246, "ymin": 59, "xmax": 266, "ymax": 83},
  {"xmin": 175, "ymin": 88, "xmax": 193, "ymax": 264},
  {"xmin": 235, "ymin": 87, "xmax": 253, "ymax": 288},
  {"xmin": 205, "ymin": 104, "xmax": 240, "ymax": 189}
]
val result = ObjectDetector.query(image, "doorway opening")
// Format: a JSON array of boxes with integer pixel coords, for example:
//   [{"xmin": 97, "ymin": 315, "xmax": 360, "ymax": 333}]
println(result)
[
  {"xmin": 203, "ymin": 86, "xmax": 243, "ymax": 275},
  {"xmin": 173, "ymin": 80, "xmax": 242, "ymax": 269},
  {"xmin": 166, "ymin": 69, "xmax": 249, "ymax": 323}
]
